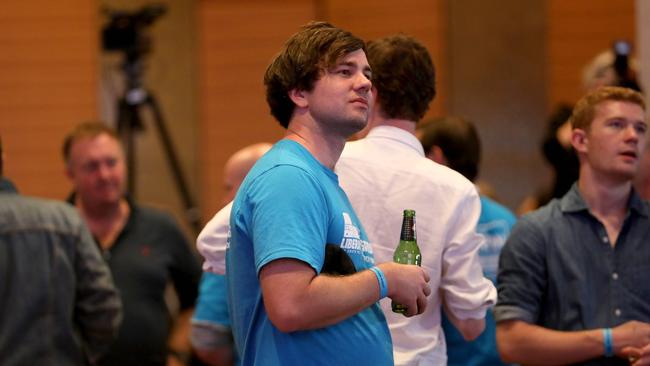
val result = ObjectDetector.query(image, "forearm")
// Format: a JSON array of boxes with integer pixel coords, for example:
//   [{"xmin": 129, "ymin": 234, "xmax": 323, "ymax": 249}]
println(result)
[
  {"xmin": 496, "ymin": 320, "xmax": 604, "ymax": 365},
  {"xmin": 168, "ymin": 309, "xmax": 193, "ymax": 363},
  {"xmin": 260, "ymin": 259, "xmax": 381, "ymax": 332}
]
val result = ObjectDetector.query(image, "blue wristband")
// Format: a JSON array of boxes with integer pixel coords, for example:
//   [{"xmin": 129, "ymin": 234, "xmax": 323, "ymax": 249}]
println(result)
[
  {"xmin": 369, "ymin": 266, "xmax": 388, "ymax": 299},
  {"xmin": 603, "ymin": 328, "xmax": 613, "ymax": 357}
]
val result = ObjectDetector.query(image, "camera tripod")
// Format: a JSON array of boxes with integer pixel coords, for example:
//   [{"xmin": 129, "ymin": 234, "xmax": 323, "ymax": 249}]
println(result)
[{"xmin": 116, "ymin": 58, "xmax": 201, "ymax": 235}]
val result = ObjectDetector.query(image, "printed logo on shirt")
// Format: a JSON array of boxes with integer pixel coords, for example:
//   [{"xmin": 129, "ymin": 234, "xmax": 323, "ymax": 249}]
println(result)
[
  {"xmin": 477, "ymin": 219, "xmax": 511, "ymax": 282},
  {"xmin": 339, "ymin": 212, "xmax": 374, "ymax": 265}
]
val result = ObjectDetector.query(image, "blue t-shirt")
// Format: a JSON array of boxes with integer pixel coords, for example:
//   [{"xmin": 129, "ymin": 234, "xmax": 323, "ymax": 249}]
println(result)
[
  {"xmin": 442, "ymin": 195, "xmax": 516, "ymax": 366},
  {"xmin": 226, "ymin": 139, "xmax": 393, "ymax": 366}
]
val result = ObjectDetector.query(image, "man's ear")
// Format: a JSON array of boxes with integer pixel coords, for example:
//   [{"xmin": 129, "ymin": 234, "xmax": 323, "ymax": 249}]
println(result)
[
  {"xmin": 288, "ymin": 88, "xmax": 309, "ymax": 108},
  {"xmin": 64, "ymin": 164, "xmax": 74, "ymax": 180},
  {"xmin": 571, "ymin": 128, "xmax": 588, "ymax": 154},
  {"xmin": 427, "ymin": 146, "xmax": 448, "ymax": 166}
]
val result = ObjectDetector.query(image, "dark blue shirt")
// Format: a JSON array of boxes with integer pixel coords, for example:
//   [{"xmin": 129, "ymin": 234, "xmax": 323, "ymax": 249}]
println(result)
[{"xmin": 495, "ymin": 183, "xmax": 650, "ymax": 365}]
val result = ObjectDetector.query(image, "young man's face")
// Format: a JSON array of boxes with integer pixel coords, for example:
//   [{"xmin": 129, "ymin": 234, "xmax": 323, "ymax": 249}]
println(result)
[
  {"xmin": 302, "ymin": 49, "xmax": 372, "ymax": 137},
  {"xmin": 579, "ymin": 100, "xmax": 647, "ymax": 181},
  {"xmin": 66, "ymin": 133, "xmax": 126, "ymax": 207}
]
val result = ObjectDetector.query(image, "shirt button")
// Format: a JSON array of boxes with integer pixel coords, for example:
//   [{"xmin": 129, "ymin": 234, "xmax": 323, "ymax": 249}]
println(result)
[
  {"xmin": 602, "ymin": 236, "xmax": 609, "ymax": 243},
  {"xmin": 615, "ymin": 309, "xmax": 622, "ymax": 317},
  {"xmin": 612, "ymin": 272, "xmax": 619, "ymax": 280}
]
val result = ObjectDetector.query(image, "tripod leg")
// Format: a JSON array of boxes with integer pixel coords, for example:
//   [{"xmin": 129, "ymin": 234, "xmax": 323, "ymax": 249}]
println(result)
[
  {"xmin": 144, "ymin": 93, "xmax": 201, "ymax": 235},
  {"xmin": 117, "ymin": 98, "xmax": 139, "ymax": 196}
]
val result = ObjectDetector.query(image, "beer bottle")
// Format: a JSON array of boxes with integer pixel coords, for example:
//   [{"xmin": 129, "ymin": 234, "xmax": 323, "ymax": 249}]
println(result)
[{"xmin": 392, "ymin": 209, "xmax": 421, "ymax": 314}]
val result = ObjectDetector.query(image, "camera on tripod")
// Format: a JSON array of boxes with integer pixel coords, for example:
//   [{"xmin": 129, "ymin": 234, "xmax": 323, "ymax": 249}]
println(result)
[{"xmin": 102, "ymin": 3, "xmax": 167, "ymax": 61}]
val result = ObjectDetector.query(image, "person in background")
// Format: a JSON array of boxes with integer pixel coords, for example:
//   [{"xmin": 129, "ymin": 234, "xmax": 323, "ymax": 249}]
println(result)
[
  {"xmin": 0, "ymin": 137, "xmax": 122, "ymax": 365},
  {"xmin": 62, "ymin": 122, "xmax": 202, "ymax": 366},
  {"xmin": 418, "ymin": 116, "xmax": 516, "ymax": 365},
  {"xmin": 335, "ymin": 34, "xmax": 496, "ymax": 365},
  {"xmin": 519, "ymin": 42, "xmax": 642, "ymax": 215},
  {"xmin": 495, "ymin": 86, "xmax": 650, "ymax": 365},
  {"xmin": 192, "ymin": 142, "xmax": 271, "ymax": 366},
  {"xmin": 226, "ymin": 22, "xmax": 431, "ymax": 365}
]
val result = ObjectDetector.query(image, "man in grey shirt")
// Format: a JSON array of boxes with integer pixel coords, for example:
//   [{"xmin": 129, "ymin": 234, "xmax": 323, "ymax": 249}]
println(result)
[
  {"xmin": 495, "ymin": 86, "xmax": 650, "ymax": 365},
  {"xmin": 0, "ymin": 138, "xmax": 122, "ymax": 365}
]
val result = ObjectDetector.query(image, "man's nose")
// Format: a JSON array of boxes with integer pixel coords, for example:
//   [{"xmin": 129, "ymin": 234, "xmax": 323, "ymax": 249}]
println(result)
[
  {"xmin": 97, "ymin": 164, "xmax": 112, "ymax": 179},
  {"xmin": 355, "ymin": 72, "xmax": 371, "ymax": 92}
]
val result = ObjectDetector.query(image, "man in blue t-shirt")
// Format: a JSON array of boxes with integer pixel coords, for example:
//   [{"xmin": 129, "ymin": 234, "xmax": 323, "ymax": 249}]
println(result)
[
  {"xmin": 419, "ymin": 116, "xmax": 516, "ymax": 365},
  {"xmin": 225, "ymin": 21, "xmax": 431, "ymax": 365}
]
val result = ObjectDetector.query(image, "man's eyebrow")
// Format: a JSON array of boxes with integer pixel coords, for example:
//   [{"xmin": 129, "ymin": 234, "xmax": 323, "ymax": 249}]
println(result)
[{"xmin": 335, "ymin": 61, "xmax": 372, "ymax": 73}]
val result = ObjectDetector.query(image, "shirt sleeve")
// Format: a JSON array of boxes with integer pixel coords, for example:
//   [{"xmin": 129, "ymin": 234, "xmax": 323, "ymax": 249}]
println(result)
[
  {"xmin": 246, "ymin": 165, "xmax": 329, "ymax": 274},
  {"xmin": 494, "ymin": 216, "xmax": 548, "ymax": 324},
  {"xmin": 191, "ymin": 273, "xmax": 233, "ymax": 349},
  {"xmin": 439, "ymin": 185, "xmax": 497, "ymax": 320},
  {"xmin": 165, "ymin": 217, "xmax": 202, "ymax": 310},
  {"xmin": 197, "ymin": 202, "xmax": 232, "ymax": 275}
]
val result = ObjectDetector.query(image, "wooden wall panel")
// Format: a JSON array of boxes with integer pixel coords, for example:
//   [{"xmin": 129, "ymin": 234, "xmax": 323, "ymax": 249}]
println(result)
[
  {"xmin": 547, "ymin": 0, "xmax": 636, "ymax": 108},
  {"xmin": 0, "ymin": 0, "xmax": 98, "ymax": 199},
  {"xmin": 197, "ymin": 0, "xmax": 314, "ymax": 219}
]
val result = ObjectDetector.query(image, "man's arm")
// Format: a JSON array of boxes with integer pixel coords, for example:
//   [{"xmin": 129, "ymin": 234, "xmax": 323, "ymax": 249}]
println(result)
[
  {"xmin": 167, "ymin": 309, "xmax": 193, "ymax": 366},
  {"xmin": 260, "ymin": 259, "xmax": 430, "ymax": 332},
  {"xmin": 440, "ymin": 185, "xmax": 496, "ymax": 340},
  {"xmin": 191, "ymin": 323, "xmax": 234, "ymax": 366},
  {"xmin": 497, "ymin": 319, "xmax": 650, "ymax": 365}
]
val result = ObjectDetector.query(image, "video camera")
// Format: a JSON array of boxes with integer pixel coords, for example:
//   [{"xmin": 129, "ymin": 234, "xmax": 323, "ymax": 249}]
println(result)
[
  {"xmin": 612, "ymin": 40, "xmax": 641, "ymax": 92},
  {"xmin": 102, "ymin": 3, "xmax": 167, "ymax": 60}
]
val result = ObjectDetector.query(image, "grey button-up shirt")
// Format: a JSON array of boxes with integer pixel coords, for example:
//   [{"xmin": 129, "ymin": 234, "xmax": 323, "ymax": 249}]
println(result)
[
  {"xmin": 495, "ymin": 183, "xmax": 650, "ymax": 365},
  {"xmin": 1, "ymin": 178, "xmax": 122, "ymax": 365}
]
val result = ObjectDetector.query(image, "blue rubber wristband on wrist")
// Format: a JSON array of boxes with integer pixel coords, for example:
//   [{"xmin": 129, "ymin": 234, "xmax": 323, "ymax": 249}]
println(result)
[
  {"xmin": 603, "ymin": 328, "xmax": 613, "ymax": 357},
  {"xmin": 369, "ymin": 266, "xmax": 388, "ymax": 299}
]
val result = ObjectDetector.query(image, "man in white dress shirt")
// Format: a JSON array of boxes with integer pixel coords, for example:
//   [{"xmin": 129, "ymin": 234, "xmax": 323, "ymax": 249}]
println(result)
[{"xmin": 335, "ymin": 34, "xmax": 496, "ymax": 365}]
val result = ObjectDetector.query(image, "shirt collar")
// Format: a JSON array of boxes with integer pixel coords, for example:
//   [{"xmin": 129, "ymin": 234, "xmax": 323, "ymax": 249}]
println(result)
[
  {"xmin": 0, "ymin": 177, "xmax": 18, "ymax": 194},
  {"xmin": 365, "ymin": 125, "xmax": 425, "ymax": 156},
  {"xmin": 560, "ymin": 182, "xmax": 648, "ymax": 218}
]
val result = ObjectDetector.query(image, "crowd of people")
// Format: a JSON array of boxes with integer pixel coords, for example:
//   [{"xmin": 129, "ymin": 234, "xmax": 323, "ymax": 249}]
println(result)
[{"xmin": 1, "ymin": 20, "xmax": 650, "ymax": 366}]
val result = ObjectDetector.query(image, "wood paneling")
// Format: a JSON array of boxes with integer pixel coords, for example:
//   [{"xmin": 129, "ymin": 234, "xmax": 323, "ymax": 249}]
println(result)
[
  {"xmin": 448, "ymin": 0, "xmax": 547, "ymax": 209},
  {"xmin": 0, "ymin": 0, "xmax": 98, "ymax": 199},
  {"xmin": 197, "ymin": 0, "xmax": 312, "ymax": 219}
]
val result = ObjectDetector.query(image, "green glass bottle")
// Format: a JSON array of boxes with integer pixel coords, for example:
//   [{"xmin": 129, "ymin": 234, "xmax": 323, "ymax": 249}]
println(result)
[{"xmin": 392, "ymin": 209, "xmax": 421, "ymax": 314}]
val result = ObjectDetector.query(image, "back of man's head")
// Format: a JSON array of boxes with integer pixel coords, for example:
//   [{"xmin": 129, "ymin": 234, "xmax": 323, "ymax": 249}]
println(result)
[
  {"xmin": 366, "ymin": 34, "xmax": 436, "ymax": 122},
  {"xmin": 418, "ymin": 116, "xmax": 481, "ymax": 182},
  {"xmin": 223, "ymin": 142, "xmax": 272, "ymax": 205},
  {"xmin": 264, "ymin": 21, "xmax": 365, "ymax": 128},
  {"xmin": 570, "ymin": 86, "xmax": 645, "ymax": 131}
]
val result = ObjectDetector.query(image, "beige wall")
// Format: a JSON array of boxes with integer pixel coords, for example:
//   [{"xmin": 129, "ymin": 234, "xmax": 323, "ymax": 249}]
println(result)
[{"xmin": 448, "ymin": 0, "xmax": 547, "ymax": 209}]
